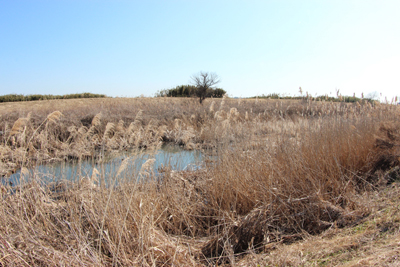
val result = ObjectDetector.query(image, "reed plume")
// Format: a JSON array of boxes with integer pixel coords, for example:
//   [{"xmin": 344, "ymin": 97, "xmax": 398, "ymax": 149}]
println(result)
[
  {"xmin": 91, "ymin": 112, "xmax": 102, "ymax": 127},
  {"xmin": 127, "ymin": 122, "xmax": 135, "ymax": 134},
  {"xmin": 219, "ymin": 94, "xmax": 226, "ymax": 110},
  {"xmin": 228, "ymin": 107, "xmax": 239, "ymax": 121},
  {"xmin": 174, "ymin": 118, "xmax": 182, "ymax": 130},
  {"xmin": 190, "ymin": 114, "xmax": 196, "ymax": 123},
  {"xmin": 214, "ymin": 110, "xmax": 225, "ymax": 121},
  {"xmin": 209, "ymin": 100, "xmax": 215, "ymax": 113},
  {"xmin": 103, "ymin": 122, "xmax": 115, "ymax": 139},
  {"xmin": 98, "ymin": 156, "xmax": 132, "ymax": 255},
  {"xmin": 134, "ymin": 110, "xmax": 144, "ymax": 127},
  {"xmin": 181, "ymin": 127, "xmax": 195, "ymax": 144},
  {"xmin": 116, "ymin": 119, "xmax": 125, "ymax": 133},
  {"xmin": 139, "ymin": 158, "xmax": 156, "ymax": 178},
  {"xmin": 116, "ymin": 157, "xmax": 131, "ymax": 178},
  {"xmin": 91, "ymin": 167, "xmax": 100, "ymax": 184},
  {"xmin": 46, "ymin": 111, "xmax": 63, "ymax": 123},
  {"xmin": 20, "ymin": 167, "xmax": 30, "ymax": 181},
  {"xmin": 86, "ymin": 126, "xmax": 96, "ymax": 138},
  {"xmin": 78, "ymin": 126, "xmax": 88, "ymax": 135},
  {"xmin": 67, "ymin": 125, "xmax": 77, "ymax": 133},
  {"xmin": 10, "ymin": 113, "xmax": 31, "ymax": 135}
]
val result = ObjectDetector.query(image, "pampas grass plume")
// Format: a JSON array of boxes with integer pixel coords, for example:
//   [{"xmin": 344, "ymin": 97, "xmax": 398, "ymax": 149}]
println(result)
[
  {"xmin": 86, "ymin": 126, "xmax": 96, "ymax": 138},
  {"xmin": 10, "ymin": 113, "xmax": 31, "ymax": 135},
  {"xmin": 91, "ymin": 167, "xmax": 100, "ymax": 184},
  {"xmin": 67, "ymin": 126, "xmax": 77, "ymax": 133},
  {"xmin": 220, "ymin": 94, "xmax": 226, "ymax": 110},
  {"xmin": 78, "ymin": 126, "xmax": 88, "ymax": 135},
  {"xmin": 209, "ymin": 101, "xmax": 215, "ymax": 113},
  {"xmin": 20, "ymin": 167, "xmax": 29, "ymax": 177},
  {"xmin": 46, "ymin": 111, "xmax": 63, "ymax": 123},
  {"xmin": 10, "ymin": 118, "xmax": 28, "ymax": 135},
  {"xmin": 135, "ymin": 110, "xmax": 143, "ymax": 123},
  {"xmin": 116, "ymin": 120, "xmax": 125, "ymax": 134},
  {"xmin": 127, "ymin": 122, "xmax": 135, "ymax": 133},
  {"xmin": 139, "ymin": 158, "xmax": 156, "ymax": 177},
  {"xmin": 103, "ymin": 122, "xmax": 115, "ymax": 139},
  {"xmin": 116, "ymin": 157, "xmax": 130, "ymax": 178},
  {"xmin": 91, "ymin": 112, "xmax": 102, "ymax": 128}
]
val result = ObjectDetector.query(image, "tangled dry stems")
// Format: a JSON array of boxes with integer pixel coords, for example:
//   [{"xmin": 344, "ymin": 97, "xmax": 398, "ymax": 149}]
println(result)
[{"xmin": 0, "ymin": 97, "xmax": 399, "ymax": 266}]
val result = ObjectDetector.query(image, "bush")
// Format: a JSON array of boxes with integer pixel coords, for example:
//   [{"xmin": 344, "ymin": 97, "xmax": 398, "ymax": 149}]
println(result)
[{"xmin": 156, "ymin": 85, "xmax": 226, "ymax": 98}]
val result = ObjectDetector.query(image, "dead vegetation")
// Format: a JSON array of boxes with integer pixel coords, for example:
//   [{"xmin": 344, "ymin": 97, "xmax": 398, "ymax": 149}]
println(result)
[
  {"xmin": 0, "ymin": 97, "xmax": 399, "ymax": 266},
  {"xmin": 235, "ymin": 182, "xmax": 400, "ymax": 266}
]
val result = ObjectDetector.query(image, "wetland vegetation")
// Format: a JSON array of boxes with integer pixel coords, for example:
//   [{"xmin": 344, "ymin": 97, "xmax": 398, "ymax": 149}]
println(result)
[{"xmin": 0, "ymin": 96, "xmax": 399, "ymax": 266}]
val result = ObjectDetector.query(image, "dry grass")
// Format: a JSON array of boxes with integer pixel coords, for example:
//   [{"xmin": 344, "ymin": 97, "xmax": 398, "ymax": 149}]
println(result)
[
  {"xmin": 0, "ymin": 97, "xmax": 399, "ymax": 266},
  {"xmin": 236, "ymin": 182, "xmax": 400, "ymax": 266}
]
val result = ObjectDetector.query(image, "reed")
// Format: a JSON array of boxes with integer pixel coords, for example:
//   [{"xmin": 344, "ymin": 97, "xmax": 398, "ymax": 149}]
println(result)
[
  {"xmin": 46, "ymin": 110, "xmax": 63, "ymax": 123},
  {"xmin": 91, "ymin": 112, "xmax": 102, "ymax": 128},
  {"xmin": 10, "ymin": 117, "xmax": 29, "ymax": 136},
  {"xmin": 0, "ymin": 97, "xmax": 399, "ymax": 265}
]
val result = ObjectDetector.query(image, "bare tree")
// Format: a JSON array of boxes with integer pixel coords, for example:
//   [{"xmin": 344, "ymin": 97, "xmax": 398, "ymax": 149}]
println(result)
[{"xmin": 191, "ymin": 71, "xmax": 220, "ymax": 104}]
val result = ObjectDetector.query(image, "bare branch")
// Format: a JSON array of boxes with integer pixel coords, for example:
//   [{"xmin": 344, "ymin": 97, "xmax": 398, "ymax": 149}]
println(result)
[{"xmin": 191, "ymin": 72, "xmax": 220, "ymax": 104}]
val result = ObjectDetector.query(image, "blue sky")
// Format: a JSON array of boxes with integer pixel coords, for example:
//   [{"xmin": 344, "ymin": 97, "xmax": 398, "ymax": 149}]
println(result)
[{"xmin": 1, "ymin": 0, "xmax": 399, "ymax": 101}]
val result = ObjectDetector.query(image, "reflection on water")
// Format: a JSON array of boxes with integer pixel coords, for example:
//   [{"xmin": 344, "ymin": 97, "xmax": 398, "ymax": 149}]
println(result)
[{"xmin": 7, "ymin": 145, "xmax": 203, "ymax": 186}]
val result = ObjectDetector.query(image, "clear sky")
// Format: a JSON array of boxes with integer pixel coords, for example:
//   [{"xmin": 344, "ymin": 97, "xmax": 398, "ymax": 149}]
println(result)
[{"xmin": 1, "ymin": 0, "xmax": 399, "ymax": 101}]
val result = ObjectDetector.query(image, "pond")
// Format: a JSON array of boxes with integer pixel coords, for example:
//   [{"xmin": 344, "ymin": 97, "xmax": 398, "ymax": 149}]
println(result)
[{"xmin": 5, "ymin": 144, "xmax": 204, "ymax": 187}]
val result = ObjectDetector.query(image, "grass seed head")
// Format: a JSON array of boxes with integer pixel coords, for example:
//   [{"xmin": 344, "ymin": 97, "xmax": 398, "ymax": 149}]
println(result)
[
  {"xmin": 46, "ymin": 110, "xmax": 63, "ymax": 123},
  {"xmin": 103, "ymin": 122, "xmax": 115, "ymax": 139},
  {"xmin": 10, "ymin": 117, "xmax": 29, "ymax": 135},
  {"xmin": 91, "ymin": 112, "xmax": 102, "ymax": 127}
]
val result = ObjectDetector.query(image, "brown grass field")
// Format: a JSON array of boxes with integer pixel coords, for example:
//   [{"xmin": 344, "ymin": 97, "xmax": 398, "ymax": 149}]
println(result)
[{"xmin": 0, "ymin": 96, "xmax": 399, "ymax": 266}]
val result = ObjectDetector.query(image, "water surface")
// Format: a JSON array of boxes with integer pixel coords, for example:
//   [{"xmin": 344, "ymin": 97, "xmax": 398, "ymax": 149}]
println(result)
[{"xmin": 7, "ymin": 145, "xmax": 203, "ymax": 187}]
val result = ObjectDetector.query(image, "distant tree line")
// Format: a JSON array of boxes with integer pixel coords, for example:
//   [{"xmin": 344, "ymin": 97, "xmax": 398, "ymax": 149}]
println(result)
[
  {"xmin": 255, "ymin": 93, "xmax": 374, "ymax": 103},
  {"xmin": 156, "ymin": 85, "xmax": 226, "ymax": 99},
  {"xmin": 0, "ymin": 93, "xmax": 107, "ymax": 103}
]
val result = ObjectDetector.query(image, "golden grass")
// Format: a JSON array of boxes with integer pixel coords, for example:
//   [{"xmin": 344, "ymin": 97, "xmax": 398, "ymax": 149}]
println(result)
[{"xmin": 0, "ymin": 97, "xmax": 399, "ymax": 266}]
